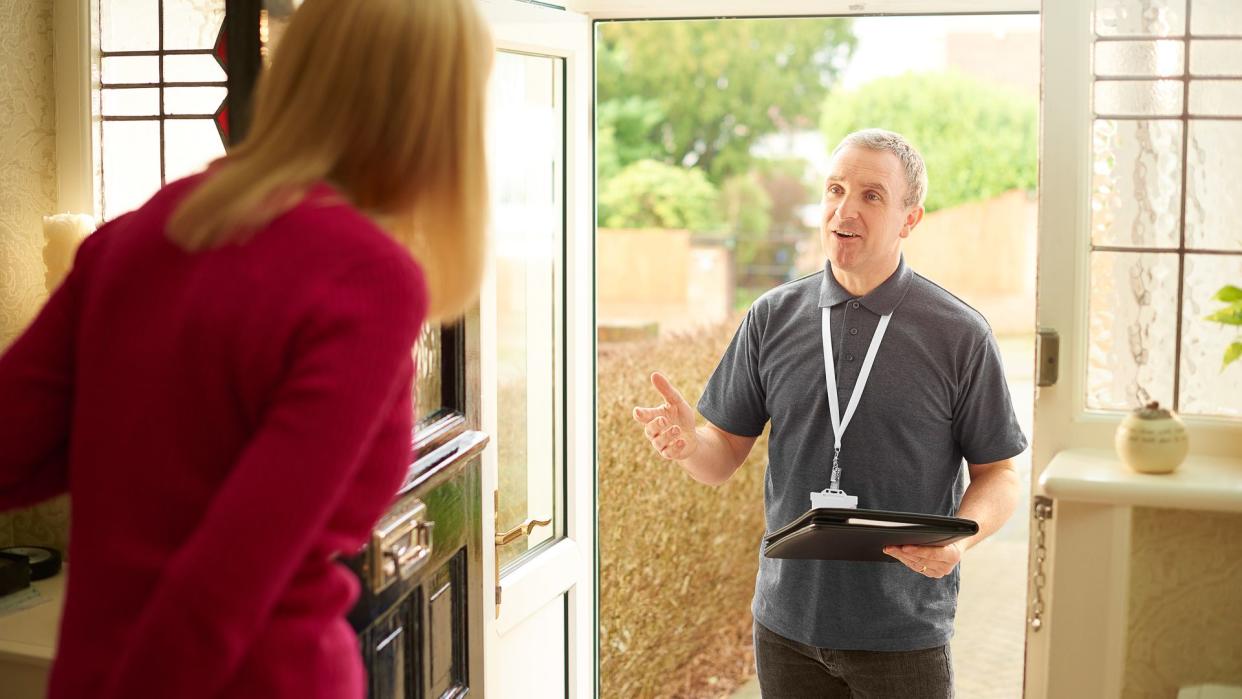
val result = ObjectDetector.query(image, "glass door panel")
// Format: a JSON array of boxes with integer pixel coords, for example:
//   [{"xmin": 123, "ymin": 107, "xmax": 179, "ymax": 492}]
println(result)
[{"xmin": 489, "ymin": 51, "xmax": 565, "ymax": 571}]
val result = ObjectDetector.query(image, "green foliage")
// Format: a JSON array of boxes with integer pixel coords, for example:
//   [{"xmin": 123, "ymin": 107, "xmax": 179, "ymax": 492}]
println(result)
[
  {"xmin": 597, "ymin": 18, "xmax": 856, "ymax": 184},
  {"xmin": 597, "ymin": 97, "xmax": 667, "ymax": 183},
  {"xmin": 1214, "ymin": 284, "xmax": 1242, "ymax": 303},
  {"xmin": 598, "ymin": 160, "xmax": 721, "ymax": 231},
  {"xmin": 721, "ymin": 172, "xmax": 774, "ymax": 268},
  {"xmin": 1206, "ymin": 284, "xmax": 1242, "ymax": 370},
  {"xmin": 819, "ymin": 72, "xmax": 1038, "ymax": 212},
  {"xmin": 753, "ymin": 157, "xmax": 818, "ymax": 232},
  {"xmin": 1224, "ymin": 342, "xmax": 1242, "ymax": 369}
]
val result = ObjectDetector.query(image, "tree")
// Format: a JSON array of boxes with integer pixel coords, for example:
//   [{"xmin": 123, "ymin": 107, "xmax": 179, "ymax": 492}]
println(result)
[
  {"xmin": 598, "ymin": 160, "xmax": 721, "ymax": 231},
  {"xmin": 597, "ymin": 97, "xmax": 668, "ymax": 183},
  {"xmin": 819, "ymin": 72, "xmax": 1038, "ymax": 212},
  {"xmin": 598, "ymin": 18, "xmax": 856, "ymax": 184},
  {"xmin": 720, "ymin": 173, "xmax": 773, "ymax": 267}
]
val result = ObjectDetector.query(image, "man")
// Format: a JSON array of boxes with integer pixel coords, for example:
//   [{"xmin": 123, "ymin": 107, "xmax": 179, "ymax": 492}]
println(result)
[{"xmin": 632, "ymin": 129, "xmax": 1025, "ymax": 698}]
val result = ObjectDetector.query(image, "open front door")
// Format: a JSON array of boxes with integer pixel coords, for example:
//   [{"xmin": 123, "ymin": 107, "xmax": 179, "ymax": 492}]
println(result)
[{"xmin": 477, "ymin": 2, "xmax": 595, "ymax": 697}]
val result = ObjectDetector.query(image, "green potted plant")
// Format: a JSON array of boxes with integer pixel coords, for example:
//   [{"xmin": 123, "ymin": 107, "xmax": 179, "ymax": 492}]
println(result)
[{"xmin": 1205, "ymin": 284, "xmax": 1242, "ymax": 370}]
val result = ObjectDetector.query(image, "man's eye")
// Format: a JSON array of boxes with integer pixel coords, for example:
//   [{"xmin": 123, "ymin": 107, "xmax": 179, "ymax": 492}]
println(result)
[{"xmin": 867, "ymin": 193, "xmax": 881, "ymax": 201}]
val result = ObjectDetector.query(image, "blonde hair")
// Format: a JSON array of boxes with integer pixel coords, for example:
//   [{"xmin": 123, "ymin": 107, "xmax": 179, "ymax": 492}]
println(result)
[{"xmin": 168, "ymin": 0, "xmax": 493, "ymax": 321}]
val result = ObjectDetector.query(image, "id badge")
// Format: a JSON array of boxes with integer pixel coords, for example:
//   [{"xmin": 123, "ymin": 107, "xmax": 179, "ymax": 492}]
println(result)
[{"xmin": 810, "ymin": 488, "xmax": 858, "ymax": 509}]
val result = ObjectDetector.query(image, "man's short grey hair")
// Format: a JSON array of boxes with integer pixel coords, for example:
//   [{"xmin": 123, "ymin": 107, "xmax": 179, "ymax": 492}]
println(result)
[{"xmin": 831, "ymin": 129, "xmax": 928, "ymax": 209}]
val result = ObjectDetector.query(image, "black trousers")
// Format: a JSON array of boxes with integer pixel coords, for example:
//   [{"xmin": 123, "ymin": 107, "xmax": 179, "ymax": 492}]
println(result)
[{"xmin": 753, "ymin": 620, "xmax": 954, "ymax": 699}]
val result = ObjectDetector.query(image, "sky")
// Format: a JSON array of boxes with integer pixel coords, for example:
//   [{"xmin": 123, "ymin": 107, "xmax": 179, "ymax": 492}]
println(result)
[{"xmin": 840, "ymin": 13, "xmax": 1042, "ymax": 88}]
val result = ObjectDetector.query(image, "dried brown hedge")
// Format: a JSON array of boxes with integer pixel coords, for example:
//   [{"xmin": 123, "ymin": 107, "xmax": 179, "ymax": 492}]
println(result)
[{"xmin": 598, "ymin": 320, "xmax": 770, "ymax": 699}]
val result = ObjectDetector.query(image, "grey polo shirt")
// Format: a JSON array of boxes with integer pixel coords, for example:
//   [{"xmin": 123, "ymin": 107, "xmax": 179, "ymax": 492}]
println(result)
[{"xmin": 698, "ymin": 256, "xmax": 1027, "ymax": 651}]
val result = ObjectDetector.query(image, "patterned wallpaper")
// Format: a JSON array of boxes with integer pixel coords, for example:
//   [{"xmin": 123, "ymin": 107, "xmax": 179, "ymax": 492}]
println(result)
[
  {"xmin": 1124, "ymin": 508, "xmax": 1242, "ymax": 697},
  {"xmin": 0, "ymin": 0, "xmax": 71, "ymax": 552}
]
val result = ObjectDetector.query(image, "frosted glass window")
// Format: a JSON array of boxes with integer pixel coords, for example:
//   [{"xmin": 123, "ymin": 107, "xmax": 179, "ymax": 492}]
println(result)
[
  {"xmin": 102, "ymin": 56, "xmax": 159, "ymax": 85},
  {"xmin": 1095, "ymin": 0, "xmax": 1186, "ymax": 37},
  {"xmin": 1091, "ymin": 119, "xmax": 1182, "ymax": 248},
  {"xmin": 101, "ymin": 0, "xmax": 159, "ymax": 51},
  {"xmin": 1188, "ymin": 80, "xmax": 1242, "ymax": 116},
  {"xmin": 164, "ymin": 120, "xmax": 226, "ymax": 181},
  {"xmin": 1186, "ymin": 120, "xmax": 1242, "ymax": 251},
  {"xmin": 164, "ymin": 86, "xmax": 227, "ymax": 115},
  {"xmin": 97, "ymin": 0, "xmax": 227, "ymax": 221},
  {"xmin": 1087, "ymin": 252, "xmax": 1179, "ymax": 410},
  {"xmin": 1089, "ymin": 3, "xmax": 1242, "ymax": 421},
  {"xmin": 414, "ymin": 322, "xmax": 444, "ymax": 424},
  {"xmin": 102, "ymin": 121, "xmax": 162, "ymax": 219},
  {"xmin": 1095, "ymin": 40, "xmax": 1184, "ymax": 77},
  {"xmin": 1095, "ymin": 80, "xmax": 1184, "ymax": 115},
  {"xmin": 163, "ymin": 0, "xmax": 225, "ymax": 50},
  {"xmin": 101, "ymin": 88, "xmax": 161, "ymax": 117},
  {"xmin": 164, "ymin": 54, "xmax": 227, "ymax": 83},
  {"xmin": 1189, "ymin": 0, "xmax": 1242, "ymax": 38},
  {"xmin": 1190, "ymin": 40, "xmax": 1242, "ymax": 77},
  {"xmin": 1178, "ymin": 254, "xmax": 1242, "ymax": 416}
]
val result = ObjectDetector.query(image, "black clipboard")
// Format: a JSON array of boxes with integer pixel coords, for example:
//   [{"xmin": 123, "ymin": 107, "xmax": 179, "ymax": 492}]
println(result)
[{"xmin": 763, "ymin": 508, "xmax": 978, "ymax": 562}]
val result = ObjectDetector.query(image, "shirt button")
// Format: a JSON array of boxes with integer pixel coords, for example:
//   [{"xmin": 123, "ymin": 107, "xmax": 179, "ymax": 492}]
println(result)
[
  {"xmin": 851, "ymin": 301, "xmax": 860, "ymax": 309},
  {"xmin": 846, "ymin": 354, "xmax": 856, "ymax": 362},
  {"xmin": 849, "ymin": 328, "xmax": 859, "ymax": 335}
]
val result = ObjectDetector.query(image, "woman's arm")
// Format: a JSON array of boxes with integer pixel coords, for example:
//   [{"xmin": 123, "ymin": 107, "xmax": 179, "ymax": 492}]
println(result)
[{"xmin": 0, "ymin": 236, "xmax": 94, "ymax": 511}]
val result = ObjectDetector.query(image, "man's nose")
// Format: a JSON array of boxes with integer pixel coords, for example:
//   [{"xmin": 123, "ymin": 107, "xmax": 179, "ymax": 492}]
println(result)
[{"xmin": 835, "ymin": 193, "xmax": 863, "ymax": 220}]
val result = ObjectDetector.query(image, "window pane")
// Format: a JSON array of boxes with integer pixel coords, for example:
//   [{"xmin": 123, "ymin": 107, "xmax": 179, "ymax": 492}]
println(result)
[
  {"xmin": 163, "ymin": 0, "xmax": 225, "ymax": 50},
  {"xmin": 1095, "ymin": 0, "xmax": 1186, "ymax": 37},
  {"xmin": 490, "ymin": 52, "xmax": 563, "ymax": 570},
  {"xmin": 1179, "ymin": 254, "xmax": 1242, "ymax": 417},
  {"xmin": 1094, "ymin": 40, "xmax": 1184, "ymax": 77},
  {"xmin": 102, "ymin": 120, "xmax": 162, "ymax": 219},
  {"xmin": 164, "ymin": 119, "xmax": 225, "ymax": 181},
  {"xmin": 415, "ymin": 322, "xmax": 444, "ymax": 424},
  {"xmin": 1190, "ymin": 0, "xmax": 1242, "ymax": 37},
  {"xmin": 164, "ymin": 86, "xmax": 227, "ymax": 115},
  {"xmin": 102, "ymin": 56, "xmax": 159, "ymax": 85},
  {"xmin": 1186, "ymin": 120, "xmax": 1242, "ymax": 251},
  {"xmin": 101, "ymin": 87, "xmax": 160, "ymax": 117},
  {"xmin": 163, "ymin": 54, "xmax": 227, "ymax": 83},
  {"xmin": 1188, "ymin": 80, "xmax": 1242, "ymax": 116},
  {"xmin": 1091, "ymin": 119, "xmax": 1182, "ymax": 248},
  {"xmin": 1095, "ymin": 80, "xmax": 1184, "ymax": 116},
  {"xmin": 100, "ymin": 0, "xmax": 159, "ymax": 52},
  {"xmin": 1190, "ymin": 40, "xmax": 1242, "ymax": 77},
  {"xmin": 1087, "ymin": 251, "xmax": 1179, "ymax": 410}
]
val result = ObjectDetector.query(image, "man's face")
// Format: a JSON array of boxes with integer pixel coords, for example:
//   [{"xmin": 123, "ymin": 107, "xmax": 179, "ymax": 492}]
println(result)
[{"xmin": 819, "ymin": 146, "xmax": 923, "ymax": 279}]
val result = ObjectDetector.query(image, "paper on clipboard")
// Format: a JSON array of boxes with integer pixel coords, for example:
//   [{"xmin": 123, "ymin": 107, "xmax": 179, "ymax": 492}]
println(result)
[{"xmin": 846, "ymin": 518, "xmax": 919, "ymax": 527}]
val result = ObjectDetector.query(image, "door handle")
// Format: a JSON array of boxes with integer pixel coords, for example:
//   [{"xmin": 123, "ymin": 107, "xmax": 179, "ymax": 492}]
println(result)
[{"xmin": 495, "ymin": 517, "xmax": 552, "ymax": 546}]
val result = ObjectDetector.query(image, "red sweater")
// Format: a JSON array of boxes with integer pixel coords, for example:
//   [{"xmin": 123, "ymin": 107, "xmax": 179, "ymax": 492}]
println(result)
[{"xmin": 0, "ymin": 175, "xmax": 426, "ymax": 698}]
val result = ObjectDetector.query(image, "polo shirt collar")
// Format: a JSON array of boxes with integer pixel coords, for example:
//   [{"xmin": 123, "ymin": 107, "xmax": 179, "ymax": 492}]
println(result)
[{"xmin": 818, "ymin": 255, "xmax": 914, "ymax": 315}]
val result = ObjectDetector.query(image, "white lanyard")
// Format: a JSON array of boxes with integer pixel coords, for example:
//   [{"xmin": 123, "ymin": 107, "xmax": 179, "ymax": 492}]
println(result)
[{"xmin": 821, "ymin": 305, "xmax": 892, "ymax": 491}]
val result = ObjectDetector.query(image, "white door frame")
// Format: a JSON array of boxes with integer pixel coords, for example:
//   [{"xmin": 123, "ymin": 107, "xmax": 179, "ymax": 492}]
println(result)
[
  {"xmin": 477, "ymin": 2, "xmax": 595, "ymax": 697},
  {"xmin": 574, "ymin": 3, "xmax": 1042, "ymax": 698},
  {"xmin": 1031, "ymin": 2, "xmax": 1242, "ymax": 697}
]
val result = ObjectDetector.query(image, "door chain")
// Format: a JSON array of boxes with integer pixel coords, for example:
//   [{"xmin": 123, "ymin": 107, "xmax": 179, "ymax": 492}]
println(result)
[{"xmin": 1029, "ymin": 496, "xmax": 1053, "ymax": 632}]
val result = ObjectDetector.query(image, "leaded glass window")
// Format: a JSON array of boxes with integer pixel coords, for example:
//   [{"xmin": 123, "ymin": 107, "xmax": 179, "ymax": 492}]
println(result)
[
  {"xmin": 96, "ymin": 0, "xmax": 229, "ymax": 220},
  {"xmin": 1089, "ymin": 0, "xmax": 1242, "ymax": 418}
]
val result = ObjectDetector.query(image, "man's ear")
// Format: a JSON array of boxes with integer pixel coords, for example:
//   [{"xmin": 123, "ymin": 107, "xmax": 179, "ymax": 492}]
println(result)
[{"xmin": 901, "ymin": 206, "xmax": 925, "ymax": 238}]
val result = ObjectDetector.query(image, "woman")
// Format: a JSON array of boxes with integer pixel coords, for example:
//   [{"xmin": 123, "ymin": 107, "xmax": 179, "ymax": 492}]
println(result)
[{"xmin": 0, "ymin": 1, "xmax": 491, "ymax": 697}]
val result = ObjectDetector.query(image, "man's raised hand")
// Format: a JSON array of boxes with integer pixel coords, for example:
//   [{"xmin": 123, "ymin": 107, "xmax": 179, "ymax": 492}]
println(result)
[{"xmin": 632, "ymin": 372, "xmax": 698, "ymax": 461}]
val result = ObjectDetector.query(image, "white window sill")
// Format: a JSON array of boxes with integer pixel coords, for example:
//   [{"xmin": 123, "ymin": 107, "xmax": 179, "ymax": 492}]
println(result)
[{"xmin": 1039, "ymin": 448, "xmax": 1242, "ymax": 513}]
